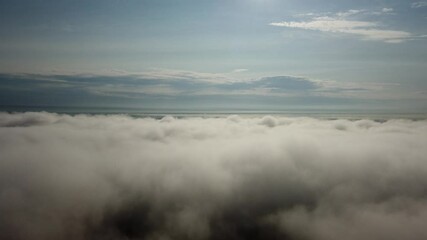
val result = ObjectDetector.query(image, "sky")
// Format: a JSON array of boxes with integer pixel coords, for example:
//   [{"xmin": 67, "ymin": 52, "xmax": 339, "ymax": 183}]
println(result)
[{"xmin": 0, "ymin": 0, "xmax": 427, "ymax": 111}]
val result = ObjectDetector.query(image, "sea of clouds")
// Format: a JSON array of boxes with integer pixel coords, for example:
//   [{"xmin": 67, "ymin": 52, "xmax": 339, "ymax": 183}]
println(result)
[{"xmin": 1, "ymin": 112, "xmax": 427, "ymax": 240}]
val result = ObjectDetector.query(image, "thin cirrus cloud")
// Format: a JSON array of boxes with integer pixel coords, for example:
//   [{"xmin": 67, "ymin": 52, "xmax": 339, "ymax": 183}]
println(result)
[
  {"xmin": 411, "ymin": 1, "xmax": 427, "ymax": 8},
  {"xmin": 270, "ymin": 9, "xmax": 412, "ymax": 43},
  {"xmin": 381, "ymin": 8, "xmax": 394, "ymax": 13},
  {"xmin": 0, "ymin": 71, "xmax": 393, "ymax": 99},
  {"xmin": 232, "ymin": 69, "xmax": 249, "ymax": 73}
]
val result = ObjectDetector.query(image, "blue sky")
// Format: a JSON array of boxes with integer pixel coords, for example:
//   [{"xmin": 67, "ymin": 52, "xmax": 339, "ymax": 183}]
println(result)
[{"xmin": 0, "ymin": 0, "xmax": 426, "ymax": 111}]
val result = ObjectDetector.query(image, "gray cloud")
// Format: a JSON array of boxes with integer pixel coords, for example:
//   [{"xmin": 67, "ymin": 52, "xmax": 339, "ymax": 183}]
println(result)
[
  {"xmin": 1, "ymin": 112, "xmax": 427, "ymax": 240},
  {"xmin": 0, "ymin": 72, "xmax": 399, "ymax": 109}
]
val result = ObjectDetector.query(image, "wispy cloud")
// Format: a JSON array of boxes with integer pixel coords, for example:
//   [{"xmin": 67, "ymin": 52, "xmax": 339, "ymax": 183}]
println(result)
[
  {"xmin": 0, "ymin": 71, "xmax": 407, "ymax": 101},
  {"xmin": 411, "ymin": 1, "xmax": 427, "ymax": 8},
  {"xmin": 381, "ymin": 8, "xmax": 394, "ymax": 13},
  {"xmin": 232, "ymin": 69, "xmax": 249, "ymax": 73},
  {"xmin": 336, "ymin": 9, "xmax": 365, "ymax": 17},
  {"xmin": 295, "ymin": 8, "xmax": 394, "ymax": 19},
  {"xmin": 271, "ymin": 9, "xmax": 411, "ymax": 43}
]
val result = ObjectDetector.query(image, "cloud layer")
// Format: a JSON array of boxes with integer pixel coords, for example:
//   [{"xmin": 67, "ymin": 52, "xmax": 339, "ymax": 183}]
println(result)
[{"xmin": 1, "ymin": 112, "xmax": 427, "ymax": 240}]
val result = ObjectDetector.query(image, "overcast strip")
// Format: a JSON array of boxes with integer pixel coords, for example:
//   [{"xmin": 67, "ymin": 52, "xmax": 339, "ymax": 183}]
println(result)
[{"xmin": 1, "ymin": 112, "xmax": 427, "ymax": 240}]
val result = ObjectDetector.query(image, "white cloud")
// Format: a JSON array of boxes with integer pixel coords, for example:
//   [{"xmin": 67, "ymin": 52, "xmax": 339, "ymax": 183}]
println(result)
[
  {"xmin": 382, "ymin": 7, "xmax": 394, "ymax": 13},
  {"xmin": 271, "ymin": 10, "xmax": 411, "ymax": 43},
  {"xmin": 1, "ymin": 112, "xmax": 427, "ymax": 239},
  {"xmin": 336, "ymin": 9, "xmax": 364, "ymax": 17},
  {"xmin": 411, "ymin": 2, "xmax": 427, "ymax": 8},
  {"xmin": 369, "ymin": 8, "xmax": 395, "ymax": 16},
  {"xmin": 232, "ymin": 68, "xmax": 249, "ymax": 73},
  {"xmin": 270, "ymin": 17, "xmax": 375, "ymax": 31}
]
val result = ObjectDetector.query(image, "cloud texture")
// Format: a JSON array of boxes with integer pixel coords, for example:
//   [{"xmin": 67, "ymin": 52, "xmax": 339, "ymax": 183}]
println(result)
[
  {"xmin": 1, "ymin": 112, "xmax": 427, "ymax": 240},
  {"xmin": 271, "ymin": 9, "xmax": 412, "ymax": 43}
]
